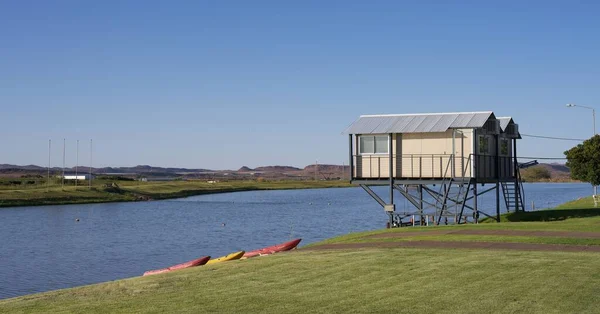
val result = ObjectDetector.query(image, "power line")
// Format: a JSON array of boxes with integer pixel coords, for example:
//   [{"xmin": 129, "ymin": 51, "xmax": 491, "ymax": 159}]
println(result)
[{"xmin": 520, "ymin": 133, "xmax": 586, "ymax": 141}]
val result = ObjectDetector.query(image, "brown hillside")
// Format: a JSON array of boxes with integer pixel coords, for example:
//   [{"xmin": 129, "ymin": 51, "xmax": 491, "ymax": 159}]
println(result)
[{"xmin": 253, "ymin": 166, "xmax": 302, "ymax": 172}]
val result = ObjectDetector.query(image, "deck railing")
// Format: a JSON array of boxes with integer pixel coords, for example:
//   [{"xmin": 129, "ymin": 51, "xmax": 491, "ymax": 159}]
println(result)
[{"xmin": 352, "ymin": 154, "xmax": 514, "ymax": 180}]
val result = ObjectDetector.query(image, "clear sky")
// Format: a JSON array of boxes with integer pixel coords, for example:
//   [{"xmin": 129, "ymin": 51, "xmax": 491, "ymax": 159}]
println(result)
[{"xmin": 1, "ymin": 1, "xmax": 599, "ymax": 169}]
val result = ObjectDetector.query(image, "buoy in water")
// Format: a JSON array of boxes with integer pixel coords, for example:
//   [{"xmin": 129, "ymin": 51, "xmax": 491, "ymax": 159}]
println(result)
[{"xmin": 75, "ymin": 218, "xmax": 80, "ymax": 222}]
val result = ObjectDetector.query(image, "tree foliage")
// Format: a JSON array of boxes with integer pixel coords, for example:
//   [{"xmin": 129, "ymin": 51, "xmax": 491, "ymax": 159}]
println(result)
[
  {"xmin": 564, "ymin": 135, "xmax": 600, "ymax": 186},
  {"xmin": 521, "ymin": 166, "xmax": 551, "ymax": 181}
]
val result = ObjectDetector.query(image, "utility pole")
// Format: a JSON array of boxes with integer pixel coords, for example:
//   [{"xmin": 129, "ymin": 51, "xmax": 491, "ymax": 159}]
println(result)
[
  {"xmin": 593, "ymin": 108, "xmax": 596, "ymax": 136},
  {"xmin": 75, "ymin": 140, "xmax": 79, "ymax": 187},
  {"xmin": 89, "ymin": 139, "xmax": 92, "ymax": 189},
  {"xmin": 47, "ymin": 139, "xmax": 51, "ymax": 192},
  {"xmin": 593, "ymin": 108, "xmax": 597, "ymax": 196},
  {"xmin": 62, "ymin": 138, "xmax": 65, "ymax": 190}
]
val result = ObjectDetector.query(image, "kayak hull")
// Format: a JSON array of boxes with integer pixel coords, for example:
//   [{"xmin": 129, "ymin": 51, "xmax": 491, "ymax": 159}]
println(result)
[
  {"xmin": 242, "ymin": 239, "xmax": 301, "ymax": 259},
  {"xmin": 206, "ymin": 251, "xmax": 245, "ymax": 265},
  {"xmin": 143, "ymin": 256, "xmax": 210, "ymax": 276}
]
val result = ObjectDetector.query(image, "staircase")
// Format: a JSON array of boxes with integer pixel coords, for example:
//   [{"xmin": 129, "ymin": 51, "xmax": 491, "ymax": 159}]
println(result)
[
  {"xmin": 436, "ymin": 156, "xmax": 473, "ymax": 224},
  {"xmin": 501, "ymin": 167, "xmax": 525, "ymax": 212},
  {"xmin": 453, "ymin": 177, "xmax": 473, "ymax": 223}
]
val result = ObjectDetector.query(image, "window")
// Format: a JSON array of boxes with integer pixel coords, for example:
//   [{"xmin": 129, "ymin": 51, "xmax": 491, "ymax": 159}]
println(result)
[
  {"xmin": 359, "ymin": 135, "xmax": 389, "ymax": 154},
  {"xmin": 478, "ymin": 136, "xmax": 489, "ymax": 154},
  {"xmin": 375, "ymin": 136, "xmax": 388, "ymax": 153},
  {"xmin": 359, "ymin": 136, "xmax": 374, "ymax": 154},
  {"xmin": 500, "ymin": 139, "xmax": 509, "ymax": 155}
]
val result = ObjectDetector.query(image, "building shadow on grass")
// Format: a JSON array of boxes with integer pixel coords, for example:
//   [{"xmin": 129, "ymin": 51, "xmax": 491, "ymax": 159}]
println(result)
[{"xmin": 503, "ymin": 208, "xmax": 600, "ymax": 222}]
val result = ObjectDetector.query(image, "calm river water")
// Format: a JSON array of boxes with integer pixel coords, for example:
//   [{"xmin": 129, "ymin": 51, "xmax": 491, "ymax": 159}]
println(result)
[{"xmin": 0, "ymin": 183, "xmax": 592, "ymax": 299}]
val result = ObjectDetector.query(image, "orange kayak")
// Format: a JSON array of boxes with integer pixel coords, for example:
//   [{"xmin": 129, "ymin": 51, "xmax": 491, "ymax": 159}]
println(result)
[
  {"xmin": 143, "ymin": 256, "xmax": 210, "ymax": 276},
  {"xmin": 242, "ymin": 239, "xmax": 301, "ymax": 259}
]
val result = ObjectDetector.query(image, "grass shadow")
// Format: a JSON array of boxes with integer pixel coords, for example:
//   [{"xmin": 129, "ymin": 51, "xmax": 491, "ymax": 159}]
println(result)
[{"xmin": 502, "ymin": 207, "xmax": 600, "ymax": 222}]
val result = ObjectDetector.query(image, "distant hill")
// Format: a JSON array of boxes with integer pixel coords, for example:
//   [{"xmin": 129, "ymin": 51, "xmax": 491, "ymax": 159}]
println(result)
[
  {"xmin": 0, "ymin": 164, "xmax": 210, "ymax": 177},
  {"xmin": 542, "ymin": 163, "xmax": 570, "ymax": 173},
  {"xmin": 299, "ymin": 164, "xmax": 349, "ymax": 180},
  {"xmin": 303, "ymin": 164, "xmax": 348, "ymax": 173},
  {"xmin": 96, "ymin": 165, "xmax": 211, "ymax": 174},
  {"xmin": 0, "ymin": 164, "xmax": 45, "ymax": 170},
  {"xmin": 0, "ymin": 162, "xmax": 573, "ymax": 182},
  {"xmin": 253, "ymin": 166, "xmax": 302, "ymax": 172},
  {"xmin": 520, "ymin": 163, "xmax": 573, "ymax": 182},
  {"xmin": 537, "ymin": 163, "xmax": 572, "ymax": 181}
]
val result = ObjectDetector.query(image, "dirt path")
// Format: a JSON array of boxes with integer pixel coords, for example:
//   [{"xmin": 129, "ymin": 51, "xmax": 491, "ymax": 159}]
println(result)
[
  {"xmin": 366, "ymin": 229, "xmax": 600, "ymax": 239},
  {"xmin": 303, "ymin": 241, "xmax": 600, "ymax": 253}
]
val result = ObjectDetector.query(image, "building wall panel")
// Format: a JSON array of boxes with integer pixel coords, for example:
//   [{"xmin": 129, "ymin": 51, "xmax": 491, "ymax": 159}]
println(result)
[{"xmin": 354, "ymin": 128, "xmax": 516, "ymax": 180}]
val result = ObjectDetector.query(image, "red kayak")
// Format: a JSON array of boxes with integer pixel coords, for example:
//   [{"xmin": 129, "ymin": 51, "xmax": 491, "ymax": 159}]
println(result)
[
  {"xmin": 143, "ymin": 256, "xmax": 210, "ymax": 276},
  {"xmin": 242, "ymin": 239, "xmax": 302, "ymax": 259}
]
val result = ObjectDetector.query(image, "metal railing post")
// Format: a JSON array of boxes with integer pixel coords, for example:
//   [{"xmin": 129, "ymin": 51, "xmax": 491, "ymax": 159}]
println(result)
[
  {"xmin": 431, "ymin": 154, "xmax": 434, "ymax": 178},
  {"xmin": 411, "ymin": 155, "xmax": 414, "ymax": 178},
  {"xmin": 369, "ymin": 155, "xmax": 372, "ymax": 178},
  {"xmin": 348, "ymin": 135, "xmax": 353, "ymax": 180},
  {"xmin": 389, "ymin": 134, "xmax": 394, "ymax": 210}
]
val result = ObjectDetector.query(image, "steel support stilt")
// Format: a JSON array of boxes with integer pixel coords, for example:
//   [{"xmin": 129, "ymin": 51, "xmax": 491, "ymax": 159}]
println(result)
[
  {"xmin": 495, "ymin": 133, "xmax": 501, "ymax": 222},
  {"xmin": 418, "ymin": 185, "xmax": 423, "ymax": 226},
  {"xmin": 473, "ymin": 181, "xmax": 479, "ymax": 223}
]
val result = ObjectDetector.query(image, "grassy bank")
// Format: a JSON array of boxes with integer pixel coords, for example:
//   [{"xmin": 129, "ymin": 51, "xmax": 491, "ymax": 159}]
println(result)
[
  {"xmin": 1, "ymin": 197, "xmax": 600, "ymax": 313},
  {"xmin": 2, "ymin": 249, "xmax": 599, "ymax": 313},
  {"xmin": 309, "ymin": 196, "xmax": 600, "ymax": 247},
  {"xmin": 489, "ymin": 196, "xmax": 600, "ymax": 222},
  {"xmin": 0, "ymin": 180, "xmax": 352, "ymax": 208}
]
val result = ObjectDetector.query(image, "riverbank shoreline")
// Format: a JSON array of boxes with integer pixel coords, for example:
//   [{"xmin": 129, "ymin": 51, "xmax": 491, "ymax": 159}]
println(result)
[
  {"xmin": 0, "ymin": 180, "xmax": 354, "ymax": 208},
  {"xmin": 1, "ymin": 196, "xmax": 599, "ymax": 313}
]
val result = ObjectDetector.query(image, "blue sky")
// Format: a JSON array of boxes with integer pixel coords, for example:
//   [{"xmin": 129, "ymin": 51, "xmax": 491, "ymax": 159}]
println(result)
[{"xmin": 1, "ymin": 1, "xmax": 598, "ymax": 169}]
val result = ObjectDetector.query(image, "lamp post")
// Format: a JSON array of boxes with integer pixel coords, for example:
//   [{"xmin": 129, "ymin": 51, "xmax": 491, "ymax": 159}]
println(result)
[{"xmin": 566, "ymin": 103, "xmax": 597, "ymax": 196}]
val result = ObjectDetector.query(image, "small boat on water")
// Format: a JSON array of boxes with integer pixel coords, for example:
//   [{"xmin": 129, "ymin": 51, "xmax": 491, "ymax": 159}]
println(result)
[
  {"xmin": 143, "ymin": 256, "xmax": 210, "ymax": 276},
  {"xmin": 206, "ymin": 251, "xmax": 245, "ymax": 265},
  {"xmin": 242, "ymin": 239, "xmax": 302, "ymax": 259}
]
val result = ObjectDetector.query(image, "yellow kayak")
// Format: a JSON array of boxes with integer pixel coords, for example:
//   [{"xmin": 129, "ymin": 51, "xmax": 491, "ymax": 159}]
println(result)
[{"xmin": 205, "ymin": 251, "xmax": 245, "ymax": 265}]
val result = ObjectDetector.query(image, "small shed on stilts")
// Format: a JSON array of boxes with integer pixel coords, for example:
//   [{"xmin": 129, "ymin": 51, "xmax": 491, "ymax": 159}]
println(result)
[{"xmin": 344, "ymin": 111, "xmax": 524, "ymax": 227}]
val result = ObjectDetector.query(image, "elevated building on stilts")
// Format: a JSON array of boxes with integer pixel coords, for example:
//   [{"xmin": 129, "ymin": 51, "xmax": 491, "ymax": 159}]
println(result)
[{"xmin": 345, "ymin": 111, "xmax": 525, "ymax": 226}]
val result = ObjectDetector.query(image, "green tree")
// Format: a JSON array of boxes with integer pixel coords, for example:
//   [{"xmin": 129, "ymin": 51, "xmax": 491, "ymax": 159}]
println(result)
[
  {"xmin": 521, "ymin": 166, "xmax": 551, "ymax": 181},
  {"xmin": 564, "ymin": 135, "xmax": 600, "ymax": 186}
]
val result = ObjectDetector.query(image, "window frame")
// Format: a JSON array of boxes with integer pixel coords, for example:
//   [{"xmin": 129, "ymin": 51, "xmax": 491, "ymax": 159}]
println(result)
[
  {"xmin": 478, "ymin": 135, "xmax": 489, "ymax": 155},
  {"xmin": 500, "ymin": 139, "xmax": 509, "ymax": 156},
  {"xmin": 358, "ymin": 135, "xmax": 390, "ymax": 155}
]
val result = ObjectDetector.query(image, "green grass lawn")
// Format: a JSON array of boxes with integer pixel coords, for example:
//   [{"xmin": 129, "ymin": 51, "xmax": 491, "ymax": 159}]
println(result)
[
  {"xmin": 309, "ymin": 196, "xmax": 600, "ymax": 247},
  {"xmin": 0, "ymin": 185, "xmax": 137, "ymax": 207},
  {"xmin": 118, "ymin": 180, "xmax": 352, "ymax": 198},
  {"xmin": 493, "ymin": 196, "xmax": 600, "ymax": 222},
  {"xmin": 0, "ymin": 180, "xmax": 352, "ymax": 207},
  {"xmin": 1, "ymin": 248, "xmax": 599, "ymax": 314}
]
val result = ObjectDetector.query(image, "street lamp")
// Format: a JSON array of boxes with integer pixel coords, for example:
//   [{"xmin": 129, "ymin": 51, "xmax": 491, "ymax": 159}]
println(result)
[
  {"xmin": 566, "ymin": 104, "xmax": 596, "ymax": 136},
  {"xmin": 566, "ymin": 103, "xmax": 597, "ymax": 196}
]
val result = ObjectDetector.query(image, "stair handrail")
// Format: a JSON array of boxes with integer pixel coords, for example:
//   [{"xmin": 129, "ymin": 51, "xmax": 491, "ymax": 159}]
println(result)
[
  {"xmin": 516, "ymin": 167, "xmax": 526, "ymax": 211},
  {"xmin": 435, "ymin": 155, "xmax": 454, "ymax": 219},
  {"xmin": 437, "ymin": 155, "xmax": 453, "ymax": 194},
  {"xmin": 461, "ymin": 154, "xmax": 472, "ymax": 178}
]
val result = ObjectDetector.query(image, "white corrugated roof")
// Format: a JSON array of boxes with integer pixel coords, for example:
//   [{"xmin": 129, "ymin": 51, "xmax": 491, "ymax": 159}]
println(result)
[{"xmin": 345, "ymin": 111, "xmax": 495, "ymax": 134}]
